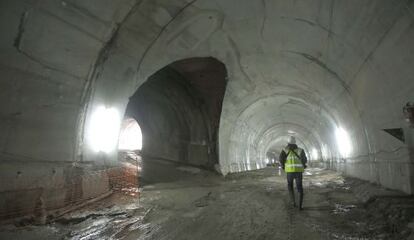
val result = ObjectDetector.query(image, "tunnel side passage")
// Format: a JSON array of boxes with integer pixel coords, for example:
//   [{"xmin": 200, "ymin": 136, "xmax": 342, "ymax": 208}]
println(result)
[{"xmin": 125, "ymin": 58, "xmax": 227, "ymax": 183}]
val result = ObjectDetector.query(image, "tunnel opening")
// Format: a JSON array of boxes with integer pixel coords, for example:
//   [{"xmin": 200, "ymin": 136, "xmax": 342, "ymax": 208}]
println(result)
[
  {"xmin": 106, "ymin": 117, "xmax": 143, "ymax": 197},
  {"xmin": 118, "ymin": 117, "xmax": 143, "ymax": 152},
  {"xmin": 266, "ymin": 149, "xmax": 278, "ymax": 166},
  {"xmin": 125, "ymin": 57, "xmax": 227, "ymax": 184}
]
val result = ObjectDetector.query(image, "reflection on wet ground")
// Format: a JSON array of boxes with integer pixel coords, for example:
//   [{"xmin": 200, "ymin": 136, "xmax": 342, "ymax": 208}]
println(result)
[{"xmin": 1, "ymin": 167, "xmax": 414, "ymax": 240}]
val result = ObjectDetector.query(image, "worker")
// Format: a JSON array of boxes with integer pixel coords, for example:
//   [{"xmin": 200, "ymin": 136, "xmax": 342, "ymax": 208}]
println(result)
[{"xmin": 279, "ymin": 136, "xmax": 307, "ymax": 210}]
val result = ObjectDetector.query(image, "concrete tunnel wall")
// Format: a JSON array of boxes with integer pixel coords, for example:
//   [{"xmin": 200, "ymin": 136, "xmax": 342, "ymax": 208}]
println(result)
[{"xmin": 0, "ymin": 0, "xmax": 413, "ymax": 219}]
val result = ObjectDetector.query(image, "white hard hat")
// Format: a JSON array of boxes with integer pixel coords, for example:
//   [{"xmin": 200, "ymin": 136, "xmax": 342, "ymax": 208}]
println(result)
[{"xmin": 288, "ymin": 136, "xmax": 296, "ymax": 144}]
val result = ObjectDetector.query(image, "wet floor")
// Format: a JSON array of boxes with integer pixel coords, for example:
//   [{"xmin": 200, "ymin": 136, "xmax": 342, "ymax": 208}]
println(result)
[{"xmin": 1, "ymin": 167, "xmax": 414, "ymax": 240}]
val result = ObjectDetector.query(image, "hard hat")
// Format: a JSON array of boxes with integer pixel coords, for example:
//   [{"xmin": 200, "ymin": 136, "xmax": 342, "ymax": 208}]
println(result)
[{"xmin": 288, "ymin": 136, "xmax": 296, "ymax": 144}]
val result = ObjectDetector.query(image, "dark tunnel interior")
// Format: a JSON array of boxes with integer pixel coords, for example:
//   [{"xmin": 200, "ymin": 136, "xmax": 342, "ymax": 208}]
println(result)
[{"xmin": 125, "ymin": 57, "xmax": 227, "ymax": 183}]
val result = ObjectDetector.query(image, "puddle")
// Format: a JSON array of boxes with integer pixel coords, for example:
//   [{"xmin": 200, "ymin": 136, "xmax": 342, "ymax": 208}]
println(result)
[
  {"xmin": 63, "ymin": 208, "xmax": 150, "ymax": 240},
  {"xmin": 330, "ymin": 233, "xmax": 370, "ymax": 240},
  {"xmin": 332, "ymin": 203, "xmax": 357, "ymax": 214},
  {"xmin": 304, "ymin": 171, "xmax": 313, "ymax": 176}
]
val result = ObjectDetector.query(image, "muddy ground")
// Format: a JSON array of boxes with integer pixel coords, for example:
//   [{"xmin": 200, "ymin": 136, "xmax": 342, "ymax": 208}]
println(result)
[{"xmin": 1, "ymin": 167, "xmax": 414, "ymax": 240}]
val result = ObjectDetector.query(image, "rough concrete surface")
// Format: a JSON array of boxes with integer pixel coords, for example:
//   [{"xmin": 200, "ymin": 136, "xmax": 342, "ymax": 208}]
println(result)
[
  {"xmin": 1, "ymin": 167, "xmax": 413, "ymax": 240},
  {"xmin": 1, "ymin": 0, "xmax": 414, "ymax": 223}
]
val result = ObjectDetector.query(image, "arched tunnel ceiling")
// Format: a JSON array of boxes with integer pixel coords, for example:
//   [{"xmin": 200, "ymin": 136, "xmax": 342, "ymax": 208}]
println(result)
[
  {"xmin": 81, "ymin": 0, "xmax": 414, "ymax": 192},
  {"xmin": 0, "ymin": 0, "xmax": 413, "ymax": 198},
  {"xmin": 116, "ymin": 0, "xmax": 412, "ymax": 176}
]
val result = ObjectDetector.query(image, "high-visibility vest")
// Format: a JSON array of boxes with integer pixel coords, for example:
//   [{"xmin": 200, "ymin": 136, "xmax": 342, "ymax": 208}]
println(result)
[{"xmin": 284, "ymin": 148, "xmax": 304, "ymax": 173}]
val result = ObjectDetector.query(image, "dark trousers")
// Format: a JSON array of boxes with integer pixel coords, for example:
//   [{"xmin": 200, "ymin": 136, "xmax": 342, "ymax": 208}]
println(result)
[
  {"xmin": 287, "ymin": 172, "xmax": 304, "ymax": 207},
  {"xmin": 287, "ymin": 172, "xmax": 303, "ymax": 193}
]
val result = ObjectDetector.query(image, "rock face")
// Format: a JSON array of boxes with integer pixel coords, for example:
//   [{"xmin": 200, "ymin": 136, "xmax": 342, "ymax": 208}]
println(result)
[{"xmin": 0, "ymin": 0, "xmax": 414, "ymax": 220}]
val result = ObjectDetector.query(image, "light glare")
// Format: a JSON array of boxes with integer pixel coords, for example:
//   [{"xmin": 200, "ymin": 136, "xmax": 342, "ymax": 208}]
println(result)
[
  {"xmin": 88, "ymin": 106, "xmax": 121, "ymax": 153},
  {"xmin": 118, "ymin": 118, "xmax": 142, "ymax": 151},
  {"xmin": 335, "ymin": 127, "xmax": 352, "ymax": 157},
  {"xmin": 311, "ymin": 148, "xmax": 318, "ymax": 160},
  {"xmin": 321, "ymin": 143, "xmax": 329, "ymax": 159}
]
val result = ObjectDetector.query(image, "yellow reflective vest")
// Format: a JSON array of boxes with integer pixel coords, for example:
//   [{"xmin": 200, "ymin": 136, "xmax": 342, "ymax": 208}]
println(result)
[{"xmin": 284, "ymin": 147, "xmax": 304, "ymax": 173}]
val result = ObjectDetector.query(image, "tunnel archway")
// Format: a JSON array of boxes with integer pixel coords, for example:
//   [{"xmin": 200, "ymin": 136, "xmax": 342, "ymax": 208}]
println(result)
[
  {"xmin": 71, "ymin": 0, "xmax": 413, "ymax": 194},
  {"xmin": 124, "ymin": 57, "xmax": 227, "ymax": 183},
  {"xmin": 118, "ymin": 117, "xmax": 143, "ymax": 151}
]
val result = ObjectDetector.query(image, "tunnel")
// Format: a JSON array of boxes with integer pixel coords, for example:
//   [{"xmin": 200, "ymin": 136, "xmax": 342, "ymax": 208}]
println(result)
[
  {"xmin": 0, "ymin": 0, "xmax": 414, "ymax": 239},
  {"xmin": 125, "ymin": 57, "xmax": 227, "ymax": 183}
]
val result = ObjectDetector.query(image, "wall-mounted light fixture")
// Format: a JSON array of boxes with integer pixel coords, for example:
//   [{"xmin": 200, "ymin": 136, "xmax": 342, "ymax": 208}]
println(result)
[
  {"xmin": 311, "ymin": 148, "xmax": 319, "ymax": 160},
  {"xmin": 335, "ymin": 127, "xmax": 352, "ymax": 158},
  {"xmin": 87, "ymin": 106, "xmax": 121, "ymax": 153}
]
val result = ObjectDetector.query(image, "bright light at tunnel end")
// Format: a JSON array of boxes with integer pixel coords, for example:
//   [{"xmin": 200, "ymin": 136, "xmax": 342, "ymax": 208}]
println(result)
[
  {"xmin": 335, "ymin": 127, "xmax": 352, "ymax": 158},
  {"xmin": 88, "ymin": 106, "xmax": 121, "ymax": 153},
  {"xmin": 118, "ymin": 118, "xmax": 142, "ymax": 151}
]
